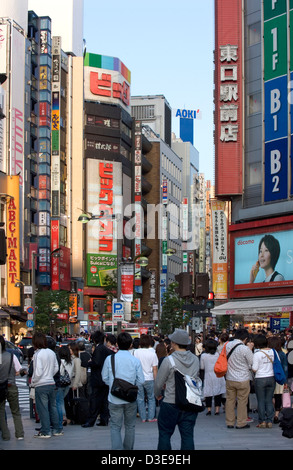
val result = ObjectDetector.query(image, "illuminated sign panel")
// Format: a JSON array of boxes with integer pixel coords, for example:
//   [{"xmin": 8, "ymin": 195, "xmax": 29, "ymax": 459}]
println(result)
[
  {"xmin": 229, "ymin": 215, "xmax": 293, "ymax": 299},
  {"xmin": 86, "ymin": 159, "xmax": 122, "ymax": 286}
]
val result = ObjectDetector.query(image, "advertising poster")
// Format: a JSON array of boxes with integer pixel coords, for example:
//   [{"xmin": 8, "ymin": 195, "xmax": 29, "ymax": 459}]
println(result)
[{"xmin": 234, "ymin": 229, "xmax": 293, "ymax": 290}]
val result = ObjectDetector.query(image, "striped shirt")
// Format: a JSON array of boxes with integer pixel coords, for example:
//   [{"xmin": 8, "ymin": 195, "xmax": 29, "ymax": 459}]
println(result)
[{"xmin": 226, "ymin": 340, "xmax": 254, "ymax": 382}]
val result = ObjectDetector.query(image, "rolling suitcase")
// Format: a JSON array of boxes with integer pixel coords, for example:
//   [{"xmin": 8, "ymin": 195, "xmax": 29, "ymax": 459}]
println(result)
[{"xmin": 72, "ymin": 388, "xmax": 89, "ymax": 425}]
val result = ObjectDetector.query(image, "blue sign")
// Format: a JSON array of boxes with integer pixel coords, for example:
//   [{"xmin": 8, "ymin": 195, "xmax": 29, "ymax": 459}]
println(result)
[
  {"xmin": 265, "ymin": 75, "xmax": 288, "ymax": 142},
  {"xmin": 27, "ymin": 307, "xmax": 34, "ymax": 314},
  {"xmin": 112, "ymin": 301, "xmax": 124, "ymax": 318},
  {"xmin": 26, "ymin": 320, "xmax": 34, "ymax": 328},
  {"xmin": 264, "ymin": 137, "xmax": 288, "ymax": 201}
]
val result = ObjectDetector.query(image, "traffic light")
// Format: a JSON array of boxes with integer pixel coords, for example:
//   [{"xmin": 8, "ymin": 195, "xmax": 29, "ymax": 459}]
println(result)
[
  {"xmin": 175, "ymin": 272, "xmax": 193, "ymax": 298},
  {"xmin": 195, "ymin": 273, "xmax": 209, "ymax": 299},
  {"xmin": 206, "ymin": 292, "xmax": 215, "ymax": 310}
]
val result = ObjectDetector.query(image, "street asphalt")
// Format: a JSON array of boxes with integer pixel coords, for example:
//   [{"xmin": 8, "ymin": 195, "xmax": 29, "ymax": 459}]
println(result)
[{"xmin": 1, "ymin": 393, "xmax": 293, "ymax": 459}]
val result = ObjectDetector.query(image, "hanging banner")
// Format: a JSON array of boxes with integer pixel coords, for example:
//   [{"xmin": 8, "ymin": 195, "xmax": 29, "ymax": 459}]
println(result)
[
  {"xmin": 120, "ymin": 263, "xmax": 134, "ymax": 302},
  {"xmin": 211, "ymin": 200, "xmax": 228, "ymax": 299}
]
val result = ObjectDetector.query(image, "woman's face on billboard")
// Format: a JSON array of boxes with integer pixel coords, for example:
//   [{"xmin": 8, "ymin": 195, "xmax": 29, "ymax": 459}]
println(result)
[{"xmin": 258, "ymin": 242, "xmax": 272, "ymax": 270}]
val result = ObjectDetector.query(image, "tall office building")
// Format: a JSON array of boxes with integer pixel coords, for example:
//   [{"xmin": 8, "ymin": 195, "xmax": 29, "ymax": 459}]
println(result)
[
  {"xmin": 28, "ymin": 0, "xmax": 84, "ymax": 56},
  {"xmin": 213, "ymin": 0, "xmax": 293, "ymax": 328}
]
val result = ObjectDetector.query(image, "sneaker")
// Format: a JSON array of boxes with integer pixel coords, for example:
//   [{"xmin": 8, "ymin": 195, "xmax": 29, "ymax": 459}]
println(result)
[
  {"xmin": 247, "ymin": 417, "xmax": 254, "ymax": 423},
  {"xmin": 266, "ymin": 422, "xmax": 273, "ymax": 428},
  {"xmin": 34, "ymin": 432, "xmax": 51, "ymax": 439},
  {"xmin": 17, "ymin": 437, "xmax": 24, "ymax": 440},
  {"xmin": 148, "ymin": 418, "xmax": 157, "ymax": 422},
  {"xmin": 236, "ymin": 424, "xmax": 250, "ymax": 429},
  {"xmin": 52, "ymin": 431, "xmax": 64, "ymax": 436}
]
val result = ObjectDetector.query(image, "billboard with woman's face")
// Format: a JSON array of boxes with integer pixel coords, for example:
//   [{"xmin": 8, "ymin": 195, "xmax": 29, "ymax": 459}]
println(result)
[{"xmin": 230, "ymin": 216, "xmax": 293, "ymax": 298}]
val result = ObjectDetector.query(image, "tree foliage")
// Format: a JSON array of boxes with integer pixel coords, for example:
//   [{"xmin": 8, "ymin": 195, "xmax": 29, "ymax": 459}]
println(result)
[
  {"xmin": 159, "ymin": 282, "xmax": 190, "ymax": 335},
  {"xmin": 35, "ymin": 290, "xmax": 71, "ymax": 333}
]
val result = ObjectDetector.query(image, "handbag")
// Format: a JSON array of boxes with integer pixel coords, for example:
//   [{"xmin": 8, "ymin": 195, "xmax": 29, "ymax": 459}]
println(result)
[
  {"xmin": 282, "ymin": 389, "xmax": 291, "ymax": 408},
  {"xmin": 59, "ymin": 363, "xmax": 71, "ymax": 387},
  {"xmin": 110, "ymin": 355, "xmax": 138, "ymax": 403},
  {"xmin": 168, "ymin": 356, "xmax": 205, "ymax": 413}
]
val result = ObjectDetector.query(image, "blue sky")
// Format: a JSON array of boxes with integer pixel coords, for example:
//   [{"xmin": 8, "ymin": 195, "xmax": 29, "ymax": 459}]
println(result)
[{"xmin": 83, "ymin": 0, "xmax": 215, "ymax": 182}]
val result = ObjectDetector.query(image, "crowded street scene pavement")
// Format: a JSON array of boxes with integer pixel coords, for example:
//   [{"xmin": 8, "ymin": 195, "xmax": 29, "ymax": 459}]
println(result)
[{"xmin": 1, "ymin": 329, "xmax": 293, "ymax": 460}]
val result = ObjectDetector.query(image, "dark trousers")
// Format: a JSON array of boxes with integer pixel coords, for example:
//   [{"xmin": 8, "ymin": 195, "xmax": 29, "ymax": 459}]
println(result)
[
  {"xmin": 87, "ymin": 384, "xmax": 109, "ymax": 425},
  {"xmin": 205, "ymin": 394, "xmax": 222, "ymax": 408},
  {"xmin": 157, "ymin": 401, "xmax": 197, "ymax": 450}
]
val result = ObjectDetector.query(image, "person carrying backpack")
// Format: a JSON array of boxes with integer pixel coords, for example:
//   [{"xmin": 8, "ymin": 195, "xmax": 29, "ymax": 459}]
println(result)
[{"xmin": 154, "ymin": 329, "xmax": 200, "ymax": 450}]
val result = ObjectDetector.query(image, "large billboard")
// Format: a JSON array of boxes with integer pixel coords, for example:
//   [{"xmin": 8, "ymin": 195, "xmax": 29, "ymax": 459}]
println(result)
[
  {"xmin": 230, "ymin": 215, "xmax": 293, "ymax": 298},
  {"xmin": 86, "ymin": 159, "xmax": 122, "ymax": 287},
  {"xmin": 214, "ymin": 0, "xmax": 243, "ymax": 196}
]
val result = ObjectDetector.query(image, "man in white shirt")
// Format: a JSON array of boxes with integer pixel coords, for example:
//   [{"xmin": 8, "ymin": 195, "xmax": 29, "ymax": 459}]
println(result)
[{"xmin": 133, "ymin": 334, "xmax": 158, "ymax": 422}]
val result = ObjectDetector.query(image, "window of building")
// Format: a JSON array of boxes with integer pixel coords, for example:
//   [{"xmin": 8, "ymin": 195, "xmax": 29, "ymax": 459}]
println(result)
[
  {"xmin": 248, "ymin": 92, "xmax": 262, "ymax": 115},
  {"xmin": 132, "ymin": 105, "xmax": 155, "ymax": 120},
  {"xmin": 248, "ymin": 22, "xmax": 261, "ymax": 46}
]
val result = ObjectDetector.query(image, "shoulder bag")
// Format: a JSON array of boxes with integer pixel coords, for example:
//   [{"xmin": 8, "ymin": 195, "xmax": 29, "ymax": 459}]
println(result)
[
  {"xmin": 261, "ymin": 349, "xmax": 286, "ymax": 385},
  {"xmin": 214, "ymin": 342, "xmax": 242, "ymax": 378},
  {"xmin": 168, "ymin": 355, "xmax": 205, "ymax": 413},
  {"xmin": 110, "ymin": 355, "xmax": 138, "ymax": 403}
]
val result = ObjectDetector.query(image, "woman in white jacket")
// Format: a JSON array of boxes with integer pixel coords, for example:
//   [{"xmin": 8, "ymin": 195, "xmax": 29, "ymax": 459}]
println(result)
[
  {"xmin": 200, "ymin": 339, "xmax": 226, "ymax": 415},
  {"xmin": 31, "ymin": 332, "xmax": 63, "ymax": 438}
]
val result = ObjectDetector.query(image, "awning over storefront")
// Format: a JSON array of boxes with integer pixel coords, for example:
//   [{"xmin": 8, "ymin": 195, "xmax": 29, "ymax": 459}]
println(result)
[
  {"xmin": 0, "ymin": 309, "xmax": 10, "ymax": 319},
  {"xmin": 1, "ymin": 307, "xmax": 26, "ymax": 322},
  {"xmin": 211, "ymin": 297, "xmax": 293, "ymax": 316}
]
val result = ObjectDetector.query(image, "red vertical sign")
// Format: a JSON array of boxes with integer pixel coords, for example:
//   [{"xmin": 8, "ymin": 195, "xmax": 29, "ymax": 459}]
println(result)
[{"xmin": 214, "ymin": 0, "xmax": 243, "ymax": 196}]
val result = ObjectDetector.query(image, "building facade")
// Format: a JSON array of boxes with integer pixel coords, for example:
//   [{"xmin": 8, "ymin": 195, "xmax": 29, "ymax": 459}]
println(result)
[{"xmin": 213, "ymin": 0, "xmax": 293, "ymax": 329}]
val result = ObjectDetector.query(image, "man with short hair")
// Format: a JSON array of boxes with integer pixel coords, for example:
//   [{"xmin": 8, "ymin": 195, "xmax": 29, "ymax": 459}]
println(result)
[
  {"xmin": 225, "ymin": 328, "xmax": 254, "ymax": 429},
  {"xmin": 154, "ymin": 329, "xmax": 200, "ymax": 450},
  {"xmin": 102, "ymin": 332, "xmax": 144, "ymax": 450}
]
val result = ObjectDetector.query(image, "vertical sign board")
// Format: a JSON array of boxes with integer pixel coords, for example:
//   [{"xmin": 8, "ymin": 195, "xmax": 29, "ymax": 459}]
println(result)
[
  {"xmin": 86, "ymin": 159, "xmax": 122, "ymax": 286},
  {"xmin": 211, "ymin": 200, "xmax": 228, "ymax": 300},
  {"xmin": 6, "ymin": 176, "xmax": 20, "ymax": 306},
  {"xmin": 263, "ymin": 0, "xmax": 289, "ymax": 202},
  {"xmin": 134, "ymin": 121, "xmax": 142, "ymax": 293},
  {"xmin": 214, "ymin": 0, "xmax": 243, "ymax": 196}
]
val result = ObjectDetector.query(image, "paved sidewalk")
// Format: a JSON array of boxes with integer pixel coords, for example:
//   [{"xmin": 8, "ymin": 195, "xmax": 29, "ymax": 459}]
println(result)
[{"xmin": 1, "ymin": 404, "xmax": 293, "ymax": 452}]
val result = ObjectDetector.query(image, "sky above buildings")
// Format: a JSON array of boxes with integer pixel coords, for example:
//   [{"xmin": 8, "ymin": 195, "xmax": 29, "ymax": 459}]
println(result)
[{"xmin": 83, "ymin": 0, "xmax": 215, "ymax": 182}]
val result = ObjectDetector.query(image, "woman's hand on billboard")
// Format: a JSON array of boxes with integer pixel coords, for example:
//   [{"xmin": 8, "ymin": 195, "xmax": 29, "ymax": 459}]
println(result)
[{"xmin": 249, "ymin": 260, "xmax": 259, "ymax": 283}]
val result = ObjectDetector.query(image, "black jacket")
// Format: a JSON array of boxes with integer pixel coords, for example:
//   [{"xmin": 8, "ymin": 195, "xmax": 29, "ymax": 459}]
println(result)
[{"xmin": 90, "ymin": 343, "xmax": 114, "ymax": 388}]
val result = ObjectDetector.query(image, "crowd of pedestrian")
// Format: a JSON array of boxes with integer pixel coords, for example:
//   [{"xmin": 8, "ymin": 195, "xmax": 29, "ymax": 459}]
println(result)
[{"xmin": 0, "ymin": 325, "xmax": 292, "ymax": 450}]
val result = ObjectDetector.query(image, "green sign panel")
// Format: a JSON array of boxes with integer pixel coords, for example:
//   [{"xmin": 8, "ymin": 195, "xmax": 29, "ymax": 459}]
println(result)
[
  {"xmin": 86, "ymin": 253, "xmax": 117, "ymax": 287},
  {"xmin": 263, "ymin": 0, "xmax": 287, "ymax": 21},
  {"xmin": 264, "ymin": 14, "xmax": 288, "ymax": 81}
]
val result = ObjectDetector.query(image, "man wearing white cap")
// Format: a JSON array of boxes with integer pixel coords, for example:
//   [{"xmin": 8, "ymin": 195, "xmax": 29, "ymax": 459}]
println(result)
[{"xmin": 154, "ymin": 329, "xmax": 200, "ymax": 450}]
